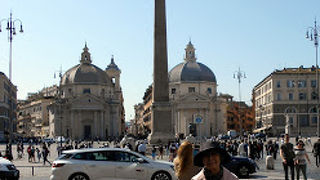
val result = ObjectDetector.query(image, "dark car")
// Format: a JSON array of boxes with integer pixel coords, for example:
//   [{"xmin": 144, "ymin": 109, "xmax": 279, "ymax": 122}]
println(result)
[
  {"xmin": 254, "ymin": 133, "xmax": 266, "ymax": 138},
  {"xmin": 223, "ymin": 156, "xmax": 258, "ymax": 178},
  {"xmin": 0, "ymin": 157, "xmax": 19, "ymax": 180},
  {"xmin": 218, "ymin": 135, "xmax": 231, "ymax": 140}
]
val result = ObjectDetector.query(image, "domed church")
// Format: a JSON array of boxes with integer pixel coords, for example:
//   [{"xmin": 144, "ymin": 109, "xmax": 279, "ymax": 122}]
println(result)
[
  {"xmin": 49, "ymin": 44, "xmax": 125, "ymax": 140},
  {"xmin": 169, "ymin": 41, "xmax": 227, "ymax": 137}
]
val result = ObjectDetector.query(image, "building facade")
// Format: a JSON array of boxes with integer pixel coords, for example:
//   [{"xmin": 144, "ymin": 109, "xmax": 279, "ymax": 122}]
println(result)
[
  {"xmin": 17, "ymin": 96, "xmax": 54, "ymax": 137},
  {"xmin": 134, "ymin": 42, "xmax": 228, "ymax": 138},
  {"xmin": 48, "ymin": 44, "xmax": 125, "ymax": 140},
  {"xmin": 253, "ymin": 66, "xmax": 319, "ymax": 136},
  {"xmin": 0, "ymin": 72, "xmax": 17, "ymax": 142},
  {"xmin": 223, "ymin": 94, "xmax": 255, "ymax": 133}
]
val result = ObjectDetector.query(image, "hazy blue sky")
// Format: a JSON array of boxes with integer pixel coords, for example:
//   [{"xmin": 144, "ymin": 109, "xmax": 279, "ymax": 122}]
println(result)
[{"xmin": 1, "ymin": 0, "xmax": 319, "ymax": 121}]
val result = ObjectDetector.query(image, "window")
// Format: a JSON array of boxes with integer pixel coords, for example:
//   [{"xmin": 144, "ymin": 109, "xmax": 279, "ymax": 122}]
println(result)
[
  {"xmin": 298, "ymin": 80, "xmax": 306, "ymax": 88},
  {"xmin": 299, "ymin": 93, "xmax": 307, "ymax": 100},
  {"xmin": 267, "ymin": 94, "xmax": 272, "ymax": 103},
  {"xmin": 276, "ymin": 93, "xmax": 281, "ymax": 101},
  {"xmin": 83, "ymin": 88, "xmax": 91, "ymax": 94},
  {"xmin": 188, "ymin": 87, "xmax": 195, "ymax": 93},
  {"xmin": 311, "ymin": 92, "xmax": 318, "ymax": 100},
  {"xmin": 300, "ymin": 116, "xmax": 309, "ymax": 127},
  {"xmin": 171, "ymin": 88, "xmax": 176, "ymax": 94},
  {"xmin": 72, "ymin": 151, "xmax": 113, "ymax": 161},
  {"xmin": 113, "ymin": 151, "xmax": 139, "ymax": 162},
  {"xmin": 276, "ymin": 81, "xmax": 281, "ymax": 88},
  {"xmin": 111, "ymin": 77, "xmax": 116, "ymax": 86},
  {"xmin": 311, "ymin": 80, "xmax": 317, "ymax": 88},
  {"xmin": 289, "ymin": 117, "xmax": 294, "ymax": 125},
  {"xmin": 207, "ymin": 88, "xmax": 212, "ymax": 94},
  {"xmin": 312, "ymin": 116, "xmax": 318, "ymax": 124},
  {"xmin": 287, "ymin": 80, "xmax": 295, "ymax": 88},
  {"xmin": 288, "ymin": 93, "xmax": 294, "ymax": 100}
]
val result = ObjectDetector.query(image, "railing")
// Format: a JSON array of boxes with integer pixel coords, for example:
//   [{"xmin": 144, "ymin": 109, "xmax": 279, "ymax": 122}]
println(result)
[{"xmin": 16, "ymin": 165, "xmax": 51, "ymax": 176}]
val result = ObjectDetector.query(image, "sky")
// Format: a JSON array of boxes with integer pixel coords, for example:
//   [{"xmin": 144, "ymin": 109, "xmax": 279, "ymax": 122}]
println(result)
[{"xmin": 0, "ymin": 0, "xmax": 320, "ymax": 121}]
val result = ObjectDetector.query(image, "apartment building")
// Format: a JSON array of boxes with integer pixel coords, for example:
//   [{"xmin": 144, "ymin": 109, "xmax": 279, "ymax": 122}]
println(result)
[{"xmin": 253, "ymin": 66, "xmax": 319, "ymax": 136}]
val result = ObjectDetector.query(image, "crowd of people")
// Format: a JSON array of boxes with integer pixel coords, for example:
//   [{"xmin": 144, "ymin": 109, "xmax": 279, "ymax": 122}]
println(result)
[{"xmin": 0, "ymin": 134, "xmax": 319, "ymax": 179}]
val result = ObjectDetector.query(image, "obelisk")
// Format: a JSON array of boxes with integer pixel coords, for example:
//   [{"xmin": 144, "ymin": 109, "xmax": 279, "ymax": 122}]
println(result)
[{"xmin": 148, "ymin": 0, "xmax": 174, "ymax": 144}]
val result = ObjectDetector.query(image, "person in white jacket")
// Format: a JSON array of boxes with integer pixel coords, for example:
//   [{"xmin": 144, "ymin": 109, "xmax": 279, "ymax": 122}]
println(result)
[{"xmin": 238, "ymin": 140, "xmax": 246, "ymax": 157}]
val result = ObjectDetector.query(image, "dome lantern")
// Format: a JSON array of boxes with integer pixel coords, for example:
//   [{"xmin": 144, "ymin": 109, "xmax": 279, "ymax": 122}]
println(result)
[
  {"xmin": 80, "ymin": 42, "xmax": 92, "ymax": 64},
  {"xmin": 184, "ymin": 41, "xmax": 197, "ymax": 62}
]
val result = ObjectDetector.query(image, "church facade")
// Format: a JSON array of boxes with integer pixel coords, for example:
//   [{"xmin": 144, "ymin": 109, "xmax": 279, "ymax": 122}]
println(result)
[
  {"xmin": 133, "ymin": 42, "xmax": 228, "ymax": 138},
  {"xmin": 169, "ymin": 42, "xmax": 227, "ymax": 137},
  {"xmin": 48, "ymin": 44, "xmax": 125, "ymax": 140}
]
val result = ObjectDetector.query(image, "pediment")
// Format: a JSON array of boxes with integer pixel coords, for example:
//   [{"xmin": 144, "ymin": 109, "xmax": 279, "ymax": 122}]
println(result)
[
  {"xmin": 177, "ymin": 93, "xmax": 209, "ymax": 103},
  {"xmin": 69, "ymin": 94, "xmax": 105, "ymax": 110}
]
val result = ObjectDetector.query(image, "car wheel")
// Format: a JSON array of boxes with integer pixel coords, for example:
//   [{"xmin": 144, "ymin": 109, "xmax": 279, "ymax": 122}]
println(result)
[
  {"xmin": 238, "ymin": 165, "xmax": 249, "ymax": 177},
  {"xmin": 68, "ymin": 173, "xmax": 90, "ymax": 180},
  {"xmin": 151, "ymin": 171, "xmax": 171, "ymax": 180}
]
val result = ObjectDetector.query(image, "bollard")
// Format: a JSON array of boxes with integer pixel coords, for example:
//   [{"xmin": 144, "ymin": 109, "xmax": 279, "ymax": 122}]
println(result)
[{"xmin": 32, "ymin": 166, "xmax": 34, "ymax": 176}]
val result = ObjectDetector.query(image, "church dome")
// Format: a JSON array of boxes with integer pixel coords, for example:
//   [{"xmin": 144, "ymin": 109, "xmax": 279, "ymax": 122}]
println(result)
[
  {"xmin": 169, "ymin": 42, "xmax": 216, "ymax": 83},
  {"xmin": 61, "ymin": 44, "xmax": 111, "ymax": 86}
]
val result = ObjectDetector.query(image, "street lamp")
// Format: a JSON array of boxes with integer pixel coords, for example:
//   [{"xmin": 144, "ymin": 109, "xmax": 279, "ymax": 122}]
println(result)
[
  {"xmin": 0, "ymin": 12, "xmax": 24, "ymax": 81},
  {"xmin": 306, "ymin": 19, "xmax": 320, "ymax": 137},
  {"xmin": 0, "ymin": 12, "xmax": 23, "ymax": 155},
  {"xmin": 233, "ymin": 67, "xmax": 246, "ymax": 136}
]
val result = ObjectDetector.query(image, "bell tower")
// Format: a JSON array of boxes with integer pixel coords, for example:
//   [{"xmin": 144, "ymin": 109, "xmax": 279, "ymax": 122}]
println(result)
[{"xmin": 105, "ymin": 55, "xmax": 121, "ymax": 91}]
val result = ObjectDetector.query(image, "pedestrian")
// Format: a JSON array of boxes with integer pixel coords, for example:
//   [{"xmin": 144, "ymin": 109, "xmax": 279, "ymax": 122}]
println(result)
[
  {"xmin": 137, "ymin": 141, "xmax": 146, "ymax": 156},
  {"xmin": 294, "ymin": 140, "xmax": 311, "ymax": 180},
  {"xmin": 36, "ymin": 148, "xmax": 41, "ymax": 163},
  {"xmin": 173, "ymin": 141, "xmax": 200, "ymax": 180},
  {"xmin": 42, "ymin": 144, "xmax": 51, "ymax": 165},
  {"xmin": 266, "ymin": 140, "xmax": 275, "ymax": 156},
  {"xmin": 31, "ymin": 146, "xmax": 36, "ymax": 162},
  {"xmin": 312, "ymin": 138, "xmax": 320, "ymax": 167},
  {"xmin": 169, "ymin": 143, "xmax": 177, "ymax": 162},
  {"xmin": 158, "ymin": 144, "xmax": 164, "ymax": 160},
  {"xmin": 27, "ymin": 145, "xmax": 32, "ymax": 162},
  {"xmin": 151, "ymin": 145, "xmax": 157, "ymax": 160},
  {"xmin": 192, "ymin": 141, "xmax": 238, "ymax": 180},
  {"xmin": 238, "ymin": 140, "xmax": 246, "ymax": 157},
  {"xmin": 280, "ymin": 134, "xmax": 295, "ymax": 180},
  {"xmin": 273, "ymin": 140, "xmax": 279, "ymax": 160}
]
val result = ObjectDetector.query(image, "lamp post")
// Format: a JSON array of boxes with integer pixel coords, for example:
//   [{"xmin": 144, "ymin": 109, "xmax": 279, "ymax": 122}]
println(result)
[
  {"xmin": 0, "ymin": 12, "xmax": 24, "ymax": 81},
  {"xmin": 306, "ymin": 19, "xmax": 320, "ymax": 137},
  {"xmin": 0, "ymin": 12, "xmax": 23, "ymax": 155},
  {"xmin": 233, "ymin": 67, "xmax": 246, "ymax": 136}
]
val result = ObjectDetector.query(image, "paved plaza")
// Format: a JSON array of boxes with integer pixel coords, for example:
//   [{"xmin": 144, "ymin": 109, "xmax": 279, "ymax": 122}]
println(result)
[{"xmin": 1, "ymin": 137, "xmax": 320, "ymax": 180}]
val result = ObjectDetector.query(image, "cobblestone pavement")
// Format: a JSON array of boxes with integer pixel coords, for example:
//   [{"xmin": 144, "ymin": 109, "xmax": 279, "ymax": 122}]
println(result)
[{"xmin": 1, "ymin": 137, "xmax": 319, "ymax": 180}]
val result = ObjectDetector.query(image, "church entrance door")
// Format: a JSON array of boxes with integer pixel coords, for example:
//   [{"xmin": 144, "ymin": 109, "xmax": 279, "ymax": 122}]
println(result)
[{"xmin": 84, "ymin": 125, "xmax": 91, "ymax": 140}]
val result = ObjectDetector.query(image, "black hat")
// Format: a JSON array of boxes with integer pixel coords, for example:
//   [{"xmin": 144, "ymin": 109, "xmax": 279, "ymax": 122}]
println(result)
[{"xmin": 193, "ymin": 141, "xmax": 231, "ymax": 167}]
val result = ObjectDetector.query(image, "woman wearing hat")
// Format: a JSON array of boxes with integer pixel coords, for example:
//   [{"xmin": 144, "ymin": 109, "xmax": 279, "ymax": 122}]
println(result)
[{"xmin": 192, "ymin": 141, "xmax": 238, "ymax": 180}]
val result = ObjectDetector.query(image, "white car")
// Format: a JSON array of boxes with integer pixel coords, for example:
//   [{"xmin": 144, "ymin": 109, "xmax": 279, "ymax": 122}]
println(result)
[
  {"xmin": 50, "ymin": 148, "xmax": 176, "ymax": 180},
  {"xmin": 0, "ymin": 157, "xmax": 19, "ymax": 180}
]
